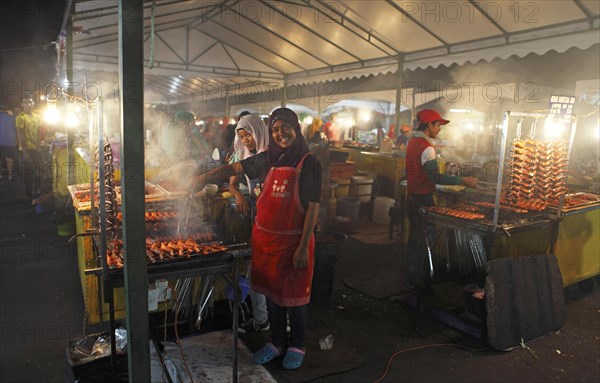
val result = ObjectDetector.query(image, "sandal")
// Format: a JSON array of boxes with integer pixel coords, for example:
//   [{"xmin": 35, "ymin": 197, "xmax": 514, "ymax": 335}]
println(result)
[
  {"xmin": 253, "ymin": 343, "xmax": 282, "ymax": 365},
  {"xmin": 282, "ymin": 347, "xmax": 305, "ymax": 370}
]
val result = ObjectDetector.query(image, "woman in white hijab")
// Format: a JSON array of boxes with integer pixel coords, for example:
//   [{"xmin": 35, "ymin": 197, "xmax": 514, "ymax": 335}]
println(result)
[
  {"xmin": 230, "ymin": 114, "xmax": 269, "ymax": 163},
  {"xmin": 228, "ymin": 114, "xmax": 272, "ymax": 335},
  {"xmin": 228, "ymin": 114, "xmax": 269, "ymax": 211}
]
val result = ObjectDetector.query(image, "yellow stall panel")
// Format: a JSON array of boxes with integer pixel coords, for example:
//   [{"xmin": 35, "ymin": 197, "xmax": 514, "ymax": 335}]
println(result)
[{"xmin": 555, "ymin": 207, "xmax": 600, "ymax": 286}]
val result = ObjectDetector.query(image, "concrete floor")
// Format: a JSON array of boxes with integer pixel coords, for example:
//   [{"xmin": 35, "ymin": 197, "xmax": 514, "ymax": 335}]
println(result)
[{"xmin": 1, "ymin": 178, "xmax": 599, "ymax": 383}]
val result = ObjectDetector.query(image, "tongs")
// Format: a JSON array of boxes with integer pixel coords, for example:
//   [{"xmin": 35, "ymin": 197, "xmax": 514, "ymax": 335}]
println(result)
[
  {"xmin": 176, "ymin": 193, "xmax": 194, "ymax": 236},
  {"xmin": 153, "ymin": 160, "xmax": 197, "ymax": 182}
]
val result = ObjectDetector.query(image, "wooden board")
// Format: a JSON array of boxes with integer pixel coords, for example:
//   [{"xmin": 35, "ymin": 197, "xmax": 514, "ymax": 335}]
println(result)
[{"xmin": 486, "ymin": 254, "xmax": 567, "ymax": 350}]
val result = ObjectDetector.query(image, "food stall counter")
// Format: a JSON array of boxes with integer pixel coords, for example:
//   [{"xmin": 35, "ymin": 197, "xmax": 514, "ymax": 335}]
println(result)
[{"xmin": 331, "ymin": 148, "xmax": 406, "ymax": 200}]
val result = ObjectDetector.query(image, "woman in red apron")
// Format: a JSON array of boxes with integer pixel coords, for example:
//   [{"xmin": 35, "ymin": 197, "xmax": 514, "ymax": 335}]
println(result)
[
  {"xmin": 243, "ymin": 108, "xmax": 322, "ymax": 369},
  {"xmin": 191, "ymin": 108, "xmax": 322, "ymax": 369}
]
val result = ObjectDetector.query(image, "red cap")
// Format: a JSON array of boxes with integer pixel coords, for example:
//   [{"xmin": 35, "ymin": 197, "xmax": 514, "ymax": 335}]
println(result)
[
  {"xmin": 417, "ymin": 109, "xmax": 449, "ymax": 125},
  {"xmin": 400, "ymin": 125, "xmax": 411, "ymax": 133}
]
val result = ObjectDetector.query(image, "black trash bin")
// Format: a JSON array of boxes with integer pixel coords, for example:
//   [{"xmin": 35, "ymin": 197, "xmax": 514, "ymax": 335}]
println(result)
[{"xmin": 310, "ymin": 232, "xmax": 348, "ymax": 306}]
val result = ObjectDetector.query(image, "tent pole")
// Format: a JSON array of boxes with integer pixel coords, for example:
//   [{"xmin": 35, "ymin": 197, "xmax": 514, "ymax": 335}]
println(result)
[
  {"xmin": 282, "ymin": 75, "xmax": 288, "ymax": 108},
  {"xmin": 66, "ymin": 2, "xmax": 75, "ymax": 185},
  {"xmin": 119, "ymin": 0, "xmax": 150, "ymax": 381},
  {"xmin": 394, "ymin": 53, "xmax": 405, "ymax": 135},
  {"xmin": 225, "ymin": 91, "xmax": 230, "ymax": 119}
]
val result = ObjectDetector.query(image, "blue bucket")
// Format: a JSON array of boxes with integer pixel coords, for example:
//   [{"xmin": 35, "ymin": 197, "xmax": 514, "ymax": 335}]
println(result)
[{"xmin": 225, "ymin": 276, "xmax": 251, "ymax": 301}]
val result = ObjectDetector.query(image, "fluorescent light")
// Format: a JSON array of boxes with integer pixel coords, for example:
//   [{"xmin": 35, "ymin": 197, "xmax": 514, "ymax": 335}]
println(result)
[{"xmin": 449, "ymin": 108, "xmax": 471, "ymax": 113}]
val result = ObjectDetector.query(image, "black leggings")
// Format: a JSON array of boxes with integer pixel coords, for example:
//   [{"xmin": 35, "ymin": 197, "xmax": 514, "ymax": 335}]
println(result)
[
  {"xmin": 267, "ymin": 299, "xmax": 307, "ymax": 350},
  {"xmin": 22, "ymin": 149, "xmax": 41, "ymax": 198}
]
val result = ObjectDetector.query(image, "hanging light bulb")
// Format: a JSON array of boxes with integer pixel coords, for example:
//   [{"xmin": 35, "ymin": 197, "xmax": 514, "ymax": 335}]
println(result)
[
  {"xmin": 543, "ymin": 114, "xmax": 566, "ymax": 139},
  {"xmin": 44, "ymin": 102, "xmax": 60, "ymax": 125},
  {"xmin": 359, "ymin": 109, "xmax": 371, "ymax": 122},
  {"xmin": 65, "ymin": 104, "xmax": 79, "ymax": 128}
]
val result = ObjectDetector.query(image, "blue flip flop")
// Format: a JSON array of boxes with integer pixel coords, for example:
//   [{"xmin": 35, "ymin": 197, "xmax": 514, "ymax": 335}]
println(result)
[
  {"xmin": 282, "ymin": 347, "xmax": 305, "ymax": 370},
  {"xmin": 253, "ymin": 343, "xmax": 282, "ymax": 365}
]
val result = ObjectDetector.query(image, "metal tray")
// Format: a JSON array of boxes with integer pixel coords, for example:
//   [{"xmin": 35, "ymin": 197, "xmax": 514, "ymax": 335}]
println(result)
[
  {"xmin": 547, "ymin": 192, "xmax": 600, "ymax": 212},
  {"xmin": 67, "ymin": 183, "xmax": 122, "ymax": 210}
]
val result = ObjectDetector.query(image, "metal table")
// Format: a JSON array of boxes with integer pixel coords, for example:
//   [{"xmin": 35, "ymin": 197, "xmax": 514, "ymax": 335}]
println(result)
[{"xmin": 85, "ymin": 248, "xmax": 250, "ymax": 383}]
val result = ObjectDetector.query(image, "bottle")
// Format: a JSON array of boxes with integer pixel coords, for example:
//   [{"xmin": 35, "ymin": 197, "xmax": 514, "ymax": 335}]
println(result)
[{"xmin": 319, "ymin": 334, "xmax": 334, "ymax": 350}]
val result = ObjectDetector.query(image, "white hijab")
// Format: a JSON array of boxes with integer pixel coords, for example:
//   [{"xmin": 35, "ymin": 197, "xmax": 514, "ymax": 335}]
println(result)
[{"xmin": 233, "ymin": 114, "xmax": 269, "ymax": 160}]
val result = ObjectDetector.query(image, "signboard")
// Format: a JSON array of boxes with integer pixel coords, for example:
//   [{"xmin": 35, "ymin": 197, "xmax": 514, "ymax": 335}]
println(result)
[{"xmin": 548, "ymin": 95, "xmax": 576, "ymax": 118}]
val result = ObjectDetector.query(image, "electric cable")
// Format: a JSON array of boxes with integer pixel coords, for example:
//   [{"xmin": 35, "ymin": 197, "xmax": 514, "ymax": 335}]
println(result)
[
  {"xmin": 170, "ymin": 286, "xmax": 195, "ymax": 383},
  {"xmin": 373, "ymin": 343, "xmax": 489, "ymax": 383},
  {"xmin": 0, "ymin": 43, "xmax": 54, "ymax": 52}
]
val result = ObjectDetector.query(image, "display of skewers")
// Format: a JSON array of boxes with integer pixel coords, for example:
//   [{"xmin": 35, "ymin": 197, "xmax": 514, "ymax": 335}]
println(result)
[
  {"xmin": 95, "ymin": 138, "xmax": 121, "ymax": 269},
  {"xmin": 425, "ymin": 206, "xmax": 485, "ymax": 221},
  {"xmin": 106, "ymin": 238, "xmax": 229, "ymax": 268},
  {"xmin": 504, "ymin": 139, "xmax": 569, "ymax": 211}
]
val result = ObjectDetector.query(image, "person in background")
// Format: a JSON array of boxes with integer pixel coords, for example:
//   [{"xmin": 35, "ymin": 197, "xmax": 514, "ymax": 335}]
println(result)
[
  {"xmin": 176, "ymin": 111, "xmax": 213, "ymax": 166},
  {"xmin": 404, "ymin": 109, "xmax": 477, "ymax": 290},
  {"xmin": 0, "ymin": 105, "xmax": 17, "ymax": 181},
  {"xmin": 227, "ymin": 114, "xmax": 270, "ymax": 334},
  {"xmin": 191, "ymin": 107, "xmax": 322, "ymax": 370},
  {"xmin": 305, "ymin": 117, "xmax": 327, "ymax": 146},
  {"xmin": 386, "ymin": 123, "xmax": 396, "ymax": 141},
  {"xmin": 222, "ymin": 110, "xmax": 251, "ymax": 163},
  {"xmin": 305, "ymin": 117, "xmax": 331, "ymax": 203},
  {"xmin": 202, "ymin": 120, "xmax": 226, "ymax": 161},
  {"xmin": 16, "ymin": 96, "xmax": 42, "ymax": 198},
  {"xmin": 395, "ymin": 124, "xmax": 413, "ymax": 151},
  {"xmin": 322, "ymin": 113, "xmax": 336, "ymax": 142},
  {"xmin": 374, "ymin": 120, "xmax": 385, "ymax": 147}
]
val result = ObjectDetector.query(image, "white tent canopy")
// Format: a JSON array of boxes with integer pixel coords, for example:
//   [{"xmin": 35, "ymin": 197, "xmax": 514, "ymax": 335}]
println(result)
[{"xmin": 70, "ymin": 0, "xmax": 600, "ymax": 105}]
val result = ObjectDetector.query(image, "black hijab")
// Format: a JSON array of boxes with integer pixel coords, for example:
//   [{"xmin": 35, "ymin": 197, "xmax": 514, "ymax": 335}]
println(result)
[{"xmin": 267, "ymin": 108, "xmax": 310, "ymax": 167}]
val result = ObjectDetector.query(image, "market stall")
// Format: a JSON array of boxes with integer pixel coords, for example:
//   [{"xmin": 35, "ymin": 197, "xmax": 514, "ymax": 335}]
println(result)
[
  {"xmin": 48, "ymin": 0, "xmax": 599, "ymax": 378},
  {"xmin": 417, "ymin": 111, "xmax": 596, "ymax": 269},
  {"xmin": 396, "ymin": 109, "xmax": 597, "ymax": 334}
]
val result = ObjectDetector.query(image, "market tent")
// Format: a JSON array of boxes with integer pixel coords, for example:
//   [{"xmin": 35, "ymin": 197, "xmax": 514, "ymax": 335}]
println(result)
[
  {"xmin": 576, "ymin": 79, "xmax": 600, "ymax": 106},
  {"xmin": 69, "ymin": 0, "xmax": 600, "ymax": 105}
]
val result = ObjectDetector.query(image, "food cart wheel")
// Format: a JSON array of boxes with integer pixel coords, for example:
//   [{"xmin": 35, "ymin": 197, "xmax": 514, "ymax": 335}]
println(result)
[{"xmin": 576, "ymin": 278, "xmax": 595, "ymax": 293}]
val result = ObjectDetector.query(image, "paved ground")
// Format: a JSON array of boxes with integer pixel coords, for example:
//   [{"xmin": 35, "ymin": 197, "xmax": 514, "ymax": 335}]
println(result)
[{"xmin": 0, "ymin": 178, "xmax": 598, "ymax": 383}]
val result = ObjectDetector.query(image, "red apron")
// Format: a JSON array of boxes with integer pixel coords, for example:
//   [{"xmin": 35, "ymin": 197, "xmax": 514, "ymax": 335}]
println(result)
[{"xmin": 251, "ymin": 154, "xmax": 314, "ymax": 307}]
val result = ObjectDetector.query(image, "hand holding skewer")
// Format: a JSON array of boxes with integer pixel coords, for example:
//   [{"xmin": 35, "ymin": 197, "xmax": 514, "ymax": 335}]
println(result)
[{"xmin": 461, "ymin": 176, "xmax": 478, "ymax": 189}]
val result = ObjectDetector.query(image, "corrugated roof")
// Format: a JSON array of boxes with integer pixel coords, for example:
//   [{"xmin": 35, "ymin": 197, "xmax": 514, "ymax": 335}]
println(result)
[{"xmin": 70, "ymin": 0, "xmax": 600, "ymax": 103}]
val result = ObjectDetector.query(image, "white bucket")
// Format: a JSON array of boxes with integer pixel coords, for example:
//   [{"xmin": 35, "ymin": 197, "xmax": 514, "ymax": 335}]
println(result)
[
  {"xmin": 351, "ymin": 176, "xmax": 373, "ymax": 203},
  {"xmin": 372, "ymin": 196, "xmax": 395, "ymax": 224}
]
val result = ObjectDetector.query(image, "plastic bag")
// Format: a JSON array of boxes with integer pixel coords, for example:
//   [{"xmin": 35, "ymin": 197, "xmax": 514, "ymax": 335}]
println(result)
[{"xmin": 67, "ymin": 328, "xmax": 128, "ymax": 366}]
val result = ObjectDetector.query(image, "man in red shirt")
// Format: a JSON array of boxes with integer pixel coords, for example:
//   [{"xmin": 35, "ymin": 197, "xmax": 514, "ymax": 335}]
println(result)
[{"xmin": 404, "ymin": 109, "xmax": 477, "ymax": 289}]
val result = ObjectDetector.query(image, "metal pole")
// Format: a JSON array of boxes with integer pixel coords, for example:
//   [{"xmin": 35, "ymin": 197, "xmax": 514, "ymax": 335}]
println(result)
[
  {"xmin": 225, "ymin": 92, "xmax": 230, "ymax": 119},
  {"xmin": 282, "ymin": 75, "xmax": 288, "ymax": 108},
  {"xmin": 97, "ymin": 97, "xmax": 114, "ymax": 379},
  {"xmin": 66, "ymin": 3, "xmax": 75, "ymax": 185},
  {"xmin": 557, "ymin": 117, "xmax": 578, "ymax": 215},
  {"xmin": 394, "ymin": 54, "xmax": 405, "ymax": 136},
  {"xmin": 232, "ymin": 260, "xmax": 239, "ymax": 383},
  {"xmin": 492, "ymin": 112, "xmax": 510, "ymax": 231},
  {"xmin": 119, "ymin": 1, "xmax": 150, "ymax": 381}
]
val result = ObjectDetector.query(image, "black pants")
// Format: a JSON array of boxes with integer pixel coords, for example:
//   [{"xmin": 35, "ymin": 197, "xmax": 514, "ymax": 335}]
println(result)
[
  {"xmin": 404, "ymin": 193, "xmax": 435, "ymax": 285},
  {"xmin": 22, "ymin": 149, "xmax": 41, "ymax": 198},
  {"xmin": 267, "ymin": 299, "xmax": 307, "ymax": 350}
]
